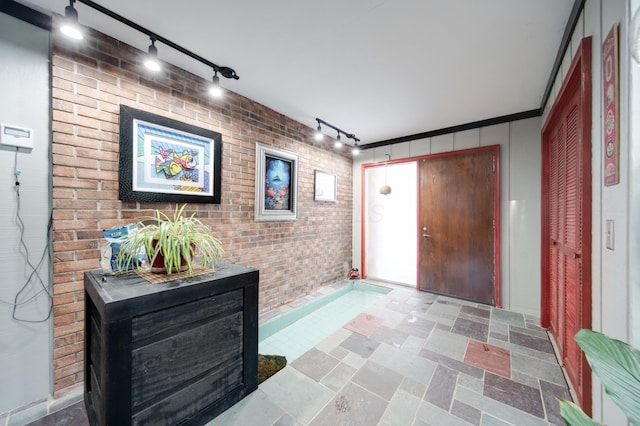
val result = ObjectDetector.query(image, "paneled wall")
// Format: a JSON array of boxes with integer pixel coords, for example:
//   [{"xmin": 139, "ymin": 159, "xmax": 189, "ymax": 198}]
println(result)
[
  {"xmin": 50, "ymin": 27, "xmax": 353, "ymax": 396},
  {"xmin": 542, "ymin": 1, "xmax": 634, "ymax": 423},
  {"xmin": 0, "ymin": 12, "xmax": 51, "ymax": 414},
  {"xmin": 353, "ymin": 117, "xmax": 542, "ymax": 316}
]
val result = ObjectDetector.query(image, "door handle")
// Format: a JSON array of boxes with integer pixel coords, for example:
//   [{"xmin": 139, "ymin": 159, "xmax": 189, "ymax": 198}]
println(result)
[{"xmin": 423, "ymin": 234, "xmax": 431, "ymax": 238}]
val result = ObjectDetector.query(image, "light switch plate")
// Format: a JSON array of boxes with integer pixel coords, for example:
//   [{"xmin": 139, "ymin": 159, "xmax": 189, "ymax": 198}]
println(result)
[{"xmin": 606, "ymin": 219, "xmax": 615, "ymax": 250}]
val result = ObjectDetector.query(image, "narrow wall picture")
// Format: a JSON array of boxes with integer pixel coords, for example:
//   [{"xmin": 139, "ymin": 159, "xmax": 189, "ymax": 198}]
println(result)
[
  {"xmin": 314, "ymin": 170, "xmax": 337, "ymax": 202},
  {"xmin": 255, "ymin": 143, "xmax": 298, "ymax": 221},
  {"xmin": 118, "ymin": 105, "xmax": 222, "ymax": 203}
]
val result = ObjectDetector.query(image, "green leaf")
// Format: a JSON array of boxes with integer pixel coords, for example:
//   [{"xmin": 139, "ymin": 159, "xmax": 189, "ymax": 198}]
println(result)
[
  {"xmin": 575, "ymin": 329, "xmax": 640, "ymax": 425},
  {"xmin": 559, "ymin": 400, "xmax": 603, "ymax": 426}
]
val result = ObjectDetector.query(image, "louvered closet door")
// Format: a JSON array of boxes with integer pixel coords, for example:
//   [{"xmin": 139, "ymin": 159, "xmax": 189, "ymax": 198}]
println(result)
[
  {"xmin": 542, "ymin": 36, "xmax": 592, "ymax": 414},
  {"xmin": 551, "ymin": 96, "xmax": 583, "ymax": 394}
]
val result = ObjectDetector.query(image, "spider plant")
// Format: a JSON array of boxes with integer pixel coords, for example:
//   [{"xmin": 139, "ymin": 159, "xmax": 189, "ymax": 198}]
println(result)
[{"xmin": 116, "ymin": 204, "xmax": 224, "ymax": 276}]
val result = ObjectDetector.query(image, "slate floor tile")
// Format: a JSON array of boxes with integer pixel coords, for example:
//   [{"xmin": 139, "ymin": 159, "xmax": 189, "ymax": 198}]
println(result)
[
  {"xmin": 456, "ymin": 387, "xmax": 549, "ymax": 426},
  {"xmin": 540, "ymin": 379, "xmax": 572, "ymax": 426},
  {"xmin": 419, "ymin": 348, "xmax": 484, "ymax": 379},
  {"xmin": 396, "ymin": 314, "xmax": 435, "ymax": 338},
  {"xmin": 451, "ymin": 399, "xmax": 482, "ymax": 425},
  {"xmin": 211, "ymin": 389, "xmax": 285, "ymax": 426},
  {"xmin": 378, "ymin": 389, "xmax": 422, "ymax": 426},
  {"xmin": 291, "ymin": 348, "xmax": 339, "ymax": 381},
  {"xmin": 510, "ymin": 330, "xmax": 554, "ymax": 354},
  {"xmin": 259, "ymin": 368, "xmax": 334, "ymax": 425},
  {"xmin": 351, "ymin": 360, "xmax": 404, "ymax": 401},
  {"xmin": 491, "ymin": 308, "xmax": 525, "ymax": 327},
  {"xmin": 511, "ymin": 352, "xmax": 566, "ymax": 385},
  {"xmin": 425, "ymin": 327, "xmax": 469, "ymax": 360},
  {"xmin": 320, "ymin": 362, "xmax": 356, "ymax": 392},
  {"xmin": 343, "ymin": 312, "xmax": 384, "ymax": 337},
  {"xmin": 509, "ymin": 324, "xmax": 549, "ymax": 340},
  {"xmin": 308, "ymin": 382, "xmax": 387, "ymax": 426},
  {"xmin": 386, "ymin": 300, "xmax": 415, "ymax": 314},
  {"xmin": 461, "ymin": 304, "xmax": 491, "ymax": 319},
  {"xmin": 415, "ymin": 400, "xmax": 470, "ymax": 426},
  {"xmin": 483, "ymin": 372, "xmax": 545, "ymax": 418},
  {"xmin": 24, "ymin": 402, "xmax": 87, "ymax": 426},
  {"xmin": 400, "ymin": 376, "xmax": 427, "ymax": 398},
  {"xmin": 424, "ymin": 364, "xmax": 458, "ymax": 410},
  {"xmin": 464, "ymin": 339, "xmax": 511, "ymax": 378},
  {"xmin": 371, "ymin": 343, "xmax": 437, "ymax": 384},
  {"xmin": 370, "ymin": 324, "xmax": 409, "ymax": 348},
  {"xmin": 339, "ymin": 332, "xmax": 380, "ymax": 358},
  {"xmin": 452, "ymin": 317, "xmax": 489, "ymax": 342}
]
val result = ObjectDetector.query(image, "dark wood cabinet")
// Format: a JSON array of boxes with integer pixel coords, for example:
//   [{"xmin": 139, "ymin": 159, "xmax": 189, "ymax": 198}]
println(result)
[{"xmin": 84, "ymin": 263, "xmax": 259, "ymax": 426}]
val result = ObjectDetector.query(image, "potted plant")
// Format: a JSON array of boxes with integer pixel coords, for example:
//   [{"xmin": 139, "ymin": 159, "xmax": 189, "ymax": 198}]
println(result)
[{"xmin": 116, "ymin": 204, "xmax": 224, "ymax": 276}]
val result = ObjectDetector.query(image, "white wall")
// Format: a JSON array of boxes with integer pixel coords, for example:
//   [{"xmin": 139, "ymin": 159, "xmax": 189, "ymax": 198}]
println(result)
[
  {"xmin": 353, "ymin": 116, "xmax": 542, "ymax": 316},
  {"xmin": 0, "ymin": 12, "xmax": 52, "ymax": 414},
  {"xmin": 541, "ymin": 0, "xmax": 635, "ymax": 423},
  {"xmin": 630, "ymin": 0, "xmax": 640, "ymax": 351}
]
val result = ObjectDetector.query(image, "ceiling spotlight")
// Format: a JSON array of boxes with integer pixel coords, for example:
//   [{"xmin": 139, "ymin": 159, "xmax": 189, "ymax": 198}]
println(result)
[
  {"xmin": 210, "ymin": 69, "xmax": 222, "ymax": 97},
  {"xmin": 352, "ymin": 143, "xmax": 360, "ymax": 156},
  {"xmin": 144, "ymin": 38, "xmax": 161, "ymax": 72},
  {"xmin": 334, "ymin": 133, "xmax": 343, "ymax": 148},
  {"xmin": 315, "ymin": 123, "xmax": 324, "ymax": 141},
  {"xmin": 60, "ymin": 0, "xmax": 83, "ymax": 40}
]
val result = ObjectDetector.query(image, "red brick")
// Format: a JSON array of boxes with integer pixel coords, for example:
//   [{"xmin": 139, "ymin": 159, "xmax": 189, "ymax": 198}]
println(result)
[{"xmin": 50, "ymin": 27, "xmax": 353, "ymax": 397}]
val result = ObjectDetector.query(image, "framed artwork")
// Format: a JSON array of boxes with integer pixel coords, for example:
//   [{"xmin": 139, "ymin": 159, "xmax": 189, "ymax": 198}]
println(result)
[
  {"xmin": 314, "ymin": 170, "xmax": 337, "ymax": 202},
  {"xmin": 118, "ymin": 105, "xmax": 222, "ymax": 203},
  {"xmin": 255, "ymin": 143, "xmax": 298, "ymax": 221},
  {"xmin": 602, "ymin": 23, "xmax": 620, "ymax": 186}
]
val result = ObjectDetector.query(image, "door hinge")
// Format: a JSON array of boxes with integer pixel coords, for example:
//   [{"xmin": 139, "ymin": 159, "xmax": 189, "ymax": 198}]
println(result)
[{"xmin": 492, "ymin": 158, "xmax": 496, "ymax": 173}]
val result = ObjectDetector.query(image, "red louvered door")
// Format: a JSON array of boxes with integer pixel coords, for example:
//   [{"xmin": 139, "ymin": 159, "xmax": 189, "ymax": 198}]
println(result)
[{"xmin": 541, "ymin": 37, "xmax": 592, "ymax": 414}]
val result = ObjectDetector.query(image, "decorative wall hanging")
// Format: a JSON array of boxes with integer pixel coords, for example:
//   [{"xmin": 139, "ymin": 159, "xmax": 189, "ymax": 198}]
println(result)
[
  {"xmin": 255, "ymin": 143, "xmax": 298, "ymax": 221},
  {"xmin": 118, "ymin": 105, "xmax": 222, "ymax": 203},
  {"xmin": 314, "ymin": 170, "xmax": 337, "ymax": 202},
  {"xmin": 603, "ymin": 23, "xmax": 619, "ymax": 186}
]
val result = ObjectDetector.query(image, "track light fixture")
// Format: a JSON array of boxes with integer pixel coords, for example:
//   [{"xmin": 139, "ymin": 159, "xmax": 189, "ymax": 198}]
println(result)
[
  {"xmin": 210, "ymin": 69, "xmax": 222, "ymax": 97},
  {"xmin": 144, "ymin": 37, "xmax": 161, "ymax": 71},
  {"xmin": 334, "ymin": 133, "xmax": 343, "ymax": 148},
  {"xmin": 314, "ymin": 118, "xmax": 360, "ymax": 155},
  {"xmin": 315, "ymin": 123, "xmax": 324, "ymax": 141},
  {"xmin": 60, "ymin": 0, "xmax": 83, "ymax": 40},
  {"xmin": 59, "ymin": 0, "xmax": 239, "ymax": 85}
]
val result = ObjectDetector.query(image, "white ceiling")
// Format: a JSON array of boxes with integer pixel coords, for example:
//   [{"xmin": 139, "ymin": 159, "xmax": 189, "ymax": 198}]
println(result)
[{"xmin": 18, "ymin": 0, "xmax": 575, "ymax": 145}]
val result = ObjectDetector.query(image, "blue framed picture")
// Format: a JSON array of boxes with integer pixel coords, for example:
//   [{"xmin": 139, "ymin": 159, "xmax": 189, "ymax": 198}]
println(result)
[
  {"xmin": 255, "ymin": 143, "xmax": 298, "ymax": 221},
  {"xmin": 118, "ymin": 105, "xmax": 222, "ymax": 203}
]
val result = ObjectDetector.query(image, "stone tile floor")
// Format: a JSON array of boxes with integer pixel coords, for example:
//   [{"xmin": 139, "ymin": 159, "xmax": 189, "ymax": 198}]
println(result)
[{"xmin": 24, "ymin": 281, "xmax": 572, "ymax": 426}]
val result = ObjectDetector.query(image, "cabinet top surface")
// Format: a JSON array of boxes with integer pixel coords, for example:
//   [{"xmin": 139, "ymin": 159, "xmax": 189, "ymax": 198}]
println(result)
[{"xmin": 85, "ymin": 262, "xmax": 258, "ymax": 304}]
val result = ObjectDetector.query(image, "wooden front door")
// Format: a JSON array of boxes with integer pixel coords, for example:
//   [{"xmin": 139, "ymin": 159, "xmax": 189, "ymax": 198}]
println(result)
[
  {"xmin": 541, "ymin": 37, "xmax": 592, "ymax": 414},
  {"xmin": 418, "ymin": 146, "xmax": 499, "ymax": 305}
]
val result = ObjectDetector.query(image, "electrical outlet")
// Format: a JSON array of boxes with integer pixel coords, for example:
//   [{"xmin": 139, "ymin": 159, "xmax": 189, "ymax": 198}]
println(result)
[{"xmin": 606, "ymin": 219, "xmax": 615, "ymax": 250}]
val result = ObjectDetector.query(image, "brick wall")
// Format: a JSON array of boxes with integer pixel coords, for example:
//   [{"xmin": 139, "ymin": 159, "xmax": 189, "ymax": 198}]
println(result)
[{"xmin": 50, "ymin": 28, "xmax": 353, "ymax": 396}]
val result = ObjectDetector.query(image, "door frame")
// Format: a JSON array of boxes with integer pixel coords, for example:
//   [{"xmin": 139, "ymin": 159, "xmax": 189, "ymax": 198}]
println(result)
[
  {"xmin": 360, "ymin": 156, "xmax": 419, "ymax": 285},
  {"xmin": 540, "ymin": 37, "xmax": 592, "ymax": 413},
  {"xmin": 360, "ymin": 145, "xmax": 501, "ymax": 307}
]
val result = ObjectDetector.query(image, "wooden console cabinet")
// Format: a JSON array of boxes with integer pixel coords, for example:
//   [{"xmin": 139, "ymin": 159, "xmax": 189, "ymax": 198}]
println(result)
[{"xmin": 83, "ymin": 263, "xmax": 259, "ymax": 425}]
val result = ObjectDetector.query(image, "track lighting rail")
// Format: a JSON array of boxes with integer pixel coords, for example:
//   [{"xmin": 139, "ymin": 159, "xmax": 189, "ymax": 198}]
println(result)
[
  {"xmin": 315, "ymin": 118, "xmax": 359, "ymax": 144},
  {"xmin": 76, "ymin": 0, "xmax": 239, "ymax": 79}
]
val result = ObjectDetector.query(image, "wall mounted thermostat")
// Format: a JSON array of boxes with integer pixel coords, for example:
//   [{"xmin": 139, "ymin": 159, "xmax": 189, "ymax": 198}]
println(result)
[{"xmin": 0, "ymin": 124, "xmax": 34, "ymax": 149}]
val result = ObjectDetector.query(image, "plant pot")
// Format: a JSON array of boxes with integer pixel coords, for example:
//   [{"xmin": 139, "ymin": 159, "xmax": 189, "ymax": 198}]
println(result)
[
  {"xmin": 149, "ymin": 252, "xmax": 190, "ymax": 274},
  {"xmin": 148, "ymin": 240, "xmax": 194, "ymax": 274}
]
